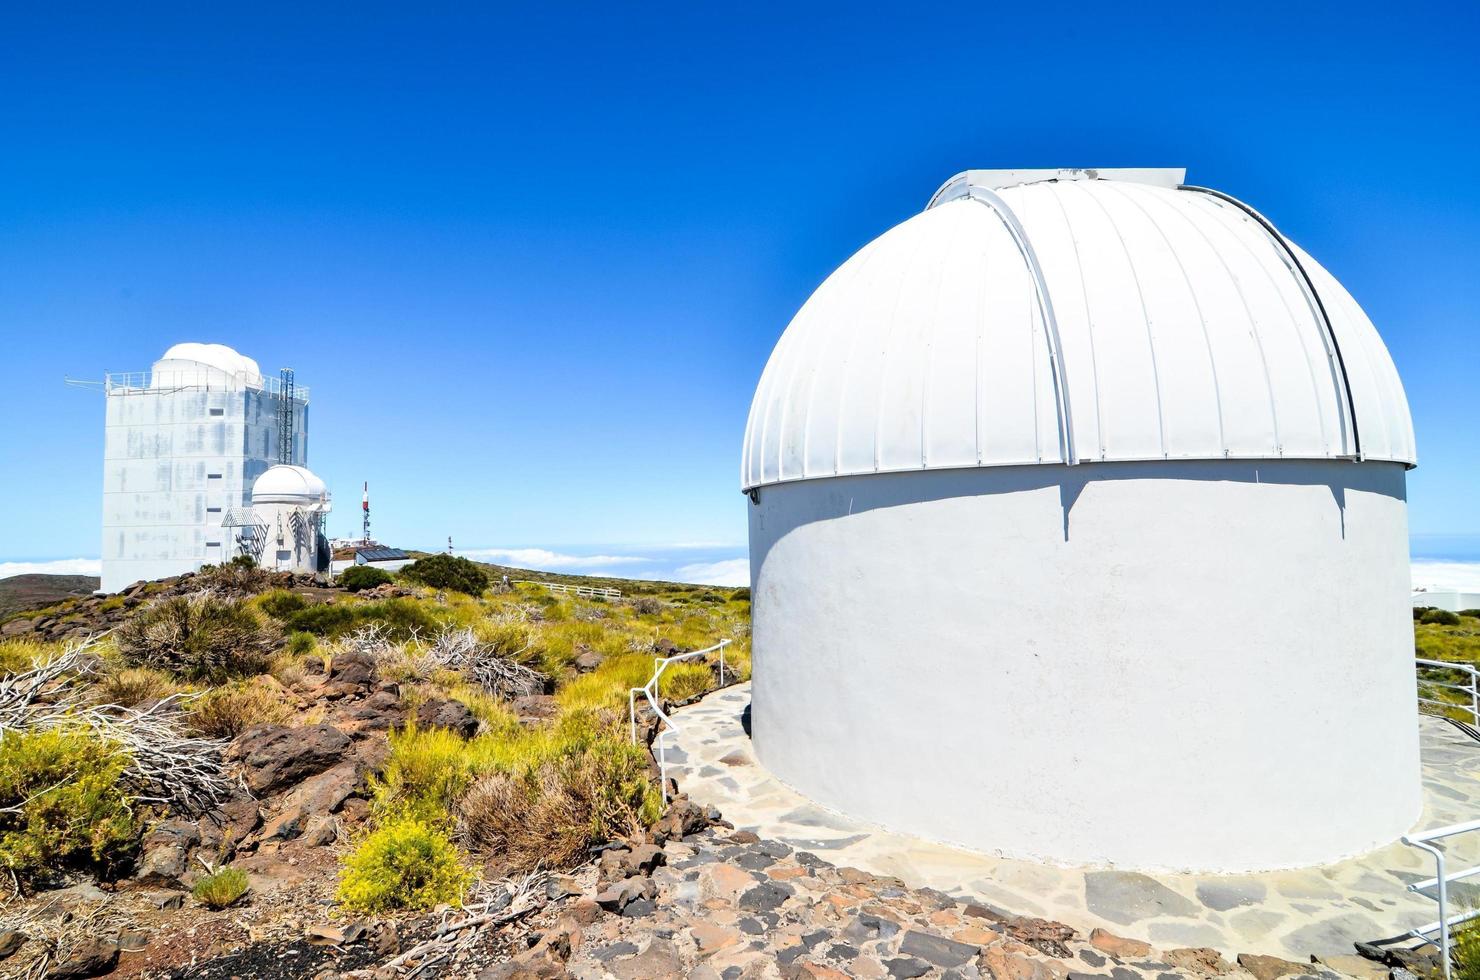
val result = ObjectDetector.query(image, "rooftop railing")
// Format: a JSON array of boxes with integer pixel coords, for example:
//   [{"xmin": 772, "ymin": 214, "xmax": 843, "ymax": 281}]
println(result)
[{"xmin": 101, "ymin": 369, "xmax": 309, "ymax": 403}]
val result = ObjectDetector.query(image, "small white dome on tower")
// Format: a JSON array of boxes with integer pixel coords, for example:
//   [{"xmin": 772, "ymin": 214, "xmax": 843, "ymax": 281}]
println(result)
[
  {"xmin": 151, "ymin": 342, "xmax": 264, "ymax": 389},
  {"xmin": 251, "ymin": 465, "xmax": 330, "ymax": 508}
]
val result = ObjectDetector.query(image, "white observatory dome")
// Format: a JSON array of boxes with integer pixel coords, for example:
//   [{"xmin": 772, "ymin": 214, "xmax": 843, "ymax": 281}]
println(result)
[
  {"xmin": 152, "ymin": 342, "xmax": 264, "ymax": 389},
  {"xmin": 742, "ymin": 169, "xmax": 1420, "ymax": 874},
  {"xmin": 251, "ymin": 465, "xmax": 330, "ymax": 507},
  {"xmin": 742, "ymin": 168, "xmax": 1414, "ymax": 490}
]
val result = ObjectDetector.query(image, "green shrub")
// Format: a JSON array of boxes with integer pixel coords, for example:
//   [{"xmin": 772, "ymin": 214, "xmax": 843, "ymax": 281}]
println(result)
[
  {"xmin": 1421, "ymin": 608, "xmax": 1463, "ymax": 627},
  {"xmin": 340, "ymin": 566, "xmax": 394, "ymax": 592},
  {"xmin": 337, "ymin": 817, "xmax": 471, "ymax": 912},
  {"xmin": 1462, "ymin": 609, "xmax": 1480, "ymax": 619},
  {"xmin": 0, "ymin": 728, "xmax": 136, "ymax": 875},
  {"xmin": 117, "ymin": 594, "xmax": 279, "ymax": 682},
  {"xmin": 401, "ymin": 555, "xmax": 489, "ymax": 596},
  {"xmin": 659, "ymin": 661, "xmax": 712, "ymax": 702},
  {"xmin": 286, "ymin": 630, "xmax": 317, "ymax": 656},
  {"xmin": 257, "ymin": 590, "xmax": 308, "ymax": 619},
  {"xmin": 194, "ymin": 556, "xmax": 275, "ymax": 594},
  {"xmin": 193, "ymin": 866, "xmax": 250, "ymax": 908},
  {"xmin": 286, "ymin": 598, "xmax": 437, "ymax": 640},
  {"xmin": 728, "ymin": 587, "xmax": 751, "ymax": 602}
]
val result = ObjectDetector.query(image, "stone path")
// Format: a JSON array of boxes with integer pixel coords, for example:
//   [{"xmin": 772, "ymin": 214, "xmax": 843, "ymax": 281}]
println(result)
[{"xmin": 667, "ymin": 684, "xmax": 1480, "ymax": 962}]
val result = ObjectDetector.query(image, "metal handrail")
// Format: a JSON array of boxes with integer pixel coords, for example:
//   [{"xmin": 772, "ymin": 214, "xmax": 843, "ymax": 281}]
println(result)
[
  {"xmin": 101, "ymin": 369, "xmax": 310, "ymax": 402},
  {"xmin": 513, "ymin": 579, "xmax": 622, "ymax": 600},
  {"xmin": 629, "ymin": 639, "xmax": 732, "ymax": 802},
  {"xmin": 1417, "ymin": 659, "xmax": 1480, "ymax": 727},
  {"xmin": 1403, "ymin": 817, "xmax": 1480, "ymax": 978}
]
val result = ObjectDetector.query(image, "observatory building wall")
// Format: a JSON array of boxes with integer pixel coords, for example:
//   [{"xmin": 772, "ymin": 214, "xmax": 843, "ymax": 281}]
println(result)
[
  {"xmin": 746, "ymin": 458, "xmax": 1420, "ymax": 872},
  {"xmin": 101, "ymin": 385, "xmax": 307, "ymax": 593}
]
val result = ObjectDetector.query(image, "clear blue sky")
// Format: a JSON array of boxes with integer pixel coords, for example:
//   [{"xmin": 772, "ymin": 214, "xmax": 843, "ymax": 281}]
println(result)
[{"xmin": 1, "ymin": 2, "xmax": 1476, "ymax": 566}]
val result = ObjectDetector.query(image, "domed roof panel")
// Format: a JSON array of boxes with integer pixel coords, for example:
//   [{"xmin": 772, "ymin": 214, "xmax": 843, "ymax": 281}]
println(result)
[
  {"xmin": 251, "ymin": 464, "xmax": 330, "ymax": 506},
  {"xmin": 742, "ymin": 172, "xmax": 1415, "ymax": 491},
  {"xmin": 153, "ymin": 343, "xmax": 263, "ymax": 386}
]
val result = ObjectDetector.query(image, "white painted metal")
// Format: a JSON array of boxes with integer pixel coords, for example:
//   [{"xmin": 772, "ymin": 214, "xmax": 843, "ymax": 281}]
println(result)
[
  {"xmin": 101, "ymin": 344, "xmax": 309, "ymax": 593},
  {"xmin": 747, "ymin": 458, "xmax": 1419, "ymax": 872},
  {"xmin": 248, "ymin": 465, "xmax": 331, "ymax": 576},
  {"xmin": 1415, "ymin": 592, "xmax": 1480, "ymax": 612},
  {"xmin": 741, "ymin": 173, "xmax": 1416, "ymax": 491},
  {"xmin": 1416, "ymin": 659, "xmax": 1480, "ymax": 727},
  {"xmin": 627, "ymin": 639, "xmax": 732, "ymax": 802},
  {"xmin": 250, "ymin": 464, "xmax": 329, "ymax": 505},
  {"xmin": 927, "ymin": 167, "xmax": 1188, "ymax": 205},
  {"xmin": 1402, "ymin": 819, "xmax": 1480, "ymax": 977}
]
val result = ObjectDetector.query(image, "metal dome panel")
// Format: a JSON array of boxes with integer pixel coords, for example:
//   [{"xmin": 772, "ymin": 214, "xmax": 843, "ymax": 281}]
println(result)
[{"xmin": 741, "ymin": 173, "xmax": 1415, "ymax": 491}]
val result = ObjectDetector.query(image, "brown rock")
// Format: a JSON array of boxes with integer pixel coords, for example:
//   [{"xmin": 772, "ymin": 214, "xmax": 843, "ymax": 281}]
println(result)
[
  {"xmin": 690, "ymin": 922, "xmax": 739, "ymax": 956},
  {"xmin": 512, "ymin": 694, "xmax": 558, "ymax": 724},
  {"xmin": 979, "ymin": 945, "xmax": 1058, "ymax": 980},
  {"xmin": 415, "ymin": 697, "xmax": 480, "ymax": 738},
  {"xmin": 48, "ymin": 936, "xmax": 120, "ymax": 978},
  {"xmin": 1089, "ymin": 927, "xmax": 1151, "ymax": 959},
  {"xmin": 651, "ymin": 794, "xmax": 708, "ymax": 841},
  {"xmin": 609, "ymin": 937, "xmax": 683, "ymax": 980},
  {"xmin": 727, "ymin": 830, "xmax": 761, "ymax": 844},
  {"xmin": 786, "ymin": 964, "xmax": 851, "ymax": 980},
  {"xmin": 567, "ymin": 897, "xmax": 603, "ymax": 925},
  {"xmin": 328, "ymin": 650, "xmax": 376, "ymax": 689},
  {"xmin": 232, "ymin": 724, "xmax": 351, "ymax": 795},
  {"xmin": 0, "ymin": 929, "xmax": 26, "ymax": 958},
  {"xmin": 1165, "ymin": 947, "xmax": 1236, "ymax": 976},
  {"xmin": 134, "ymin": 819, "xmax": 200, "ymax": 885},
  {"xmin": 572, "ymin": 647, "xmax": 604, "ymax": 672},
  {"xmin": 1313, "ymin": 954, "xmax": 1388, "ymax": 980},
  {"xmin": 1236, "ymin": 953, "xmax": 1309, "ymax": 980}
]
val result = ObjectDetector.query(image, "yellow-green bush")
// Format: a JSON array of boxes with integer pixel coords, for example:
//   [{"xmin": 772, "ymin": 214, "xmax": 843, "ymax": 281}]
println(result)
[
  {"xmin": 337, "ymin": 816, "xmax": 471, "ymax": 912},
  {"xmin": 193, "ymin": 866, "xmax": 250, "ymax": 908},
  {"xmin": 0, "ymin": 639, "xmax": 58, "ymax": 676},
  {"xmin": 96, "ymin": 667, "xmax": 189, "ymax": 707},
  {"xmin": 659, "ymin": 661, "xmax": 712, "ymax": 702},
  {"xmin": 0, "ymin": 728, "xmax": 136, "ymax": 874},
  {"xmin": 185, "ymin": 681, "xmax": 293, "ymax": 739}
]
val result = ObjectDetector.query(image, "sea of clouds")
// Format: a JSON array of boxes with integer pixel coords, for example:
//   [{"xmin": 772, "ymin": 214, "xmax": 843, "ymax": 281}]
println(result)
[{"xmin": 7, "ymin": 543, "xmax": 1480, "ymax": 593}]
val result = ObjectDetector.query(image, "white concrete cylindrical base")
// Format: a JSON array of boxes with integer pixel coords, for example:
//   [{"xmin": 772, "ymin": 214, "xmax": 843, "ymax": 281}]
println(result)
[{"xmin": 746, "ymin": 459, "xmax": 1420, "ymax": 872}]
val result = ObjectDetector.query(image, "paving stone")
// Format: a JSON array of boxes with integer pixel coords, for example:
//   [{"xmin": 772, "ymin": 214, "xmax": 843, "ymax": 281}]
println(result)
[
  {"xmin": 885, "ymin": 956, "xmax": 933, "ymax": 978},
  {"xmin": 1084, "ymin": 872, "xmax": 1199, "ymax": 925},
  {"xmin": 898, "ymin": 929, "xmax": 979, "ymax": 968},
  {"xmin": 738, "ymin": 881, "xmax": 794, "ymax": 912},
  {"xmin": 593, "ymin": 941, "xmax": 638, "ymax": 962},
  {"xmin": 1195, "ymin": 879, "xmax": 1268, "ymax": 912}
]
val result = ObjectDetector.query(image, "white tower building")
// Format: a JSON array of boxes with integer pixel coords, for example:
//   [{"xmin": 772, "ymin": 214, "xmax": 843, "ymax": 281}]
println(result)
[
  {"xmin": 246, "ymin": 464, "xmax": 332, "ymax": 575},
  {"xmin": 741, "ymin": 169, "xmax": 1418, "ymax": 873},
  {"xmin": 100, "ymin": 343, "xmax": 308, "ymax": 592}
]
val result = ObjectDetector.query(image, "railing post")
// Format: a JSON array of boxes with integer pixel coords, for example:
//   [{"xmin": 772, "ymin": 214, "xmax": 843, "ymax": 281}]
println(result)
[{"xmin": 1470, "ymin": 666, "xmax": 1477, "ymax": 728}]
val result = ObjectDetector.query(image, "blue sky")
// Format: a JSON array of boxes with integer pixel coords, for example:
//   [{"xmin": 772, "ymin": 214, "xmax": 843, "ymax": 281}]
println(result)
[{"xmin": 0, "ymin": 3, "xmax": 1476, "ymax": 584}]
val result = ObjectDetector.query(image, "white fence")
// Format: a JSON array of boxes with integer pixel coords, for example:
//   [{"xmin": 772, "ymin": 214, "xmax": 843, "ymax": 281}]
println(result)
[
  {"xmin": 629, "ymin": 639, "xmax": 732, "ymax": 802},
  {"xmin": 1403, "ymin": 818, "xmax": 1480, "ymax": 978},
  {"xmin": 514, "ymin": 579, "xmax": 622, "ymax": 600},
  {"xmin": 1417, "ymin": 659, "xmax": 1480, "ymax": 728}
]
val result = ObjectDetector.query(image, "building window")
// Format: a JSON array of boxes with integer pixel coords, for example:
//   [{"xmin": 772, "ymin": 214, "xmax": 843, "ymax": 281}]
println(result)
[
  {"xmin": 207, "ymin": 473, "xmax": 222, "ymax": 480},
  {"xmin": 206, "ymin": 541, "xmax": 221, "ymax": 548},
  {"xmin": 209, "ymin": 408, "xmax": 224, "ymax": 416},
  {"xmin": 206, "ymin": 507, "xmax": 222, "ymax": 514}
]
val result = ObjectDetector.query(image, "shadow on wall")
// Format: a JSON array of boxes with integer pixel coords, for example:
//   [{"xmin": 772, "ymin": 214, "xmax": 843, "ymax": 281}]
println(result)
[{"xmin": 748, "ymin": 457, "xmax": 1409, "ymax": 575}]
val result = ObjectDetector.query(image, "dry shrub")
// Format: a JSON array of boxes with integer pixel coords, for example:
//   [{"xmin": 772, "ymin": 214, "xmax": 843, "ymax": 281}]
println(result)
[
  {"xmin": 185, "ymin": 680, "xmax": 293, "ymax": 739},
  {"xmin": 457, "ymin": 740, "xmax": 656, "ymax": 871},
  {"xmin": 194, "ymin": 557, "xmax": 276, "ymax": 595},
  {"xmin": 631, "ymin": 597, "xmax": 663, "ymax": 616},
  {"xmin": 117, "ymin": 593, "xmax": 280, "ymax": 682},
  {"xmin": 95, "ymin": 667, "xmax": 188, "ymax": 708}
]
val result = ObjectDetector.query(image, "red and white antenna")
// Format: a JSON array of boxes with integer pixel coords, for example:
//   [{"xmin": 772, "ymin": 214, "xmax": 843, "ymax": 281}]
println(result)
[{"xmin": 361, "ymin": 482, "xmax": 371, "ymax": 545}]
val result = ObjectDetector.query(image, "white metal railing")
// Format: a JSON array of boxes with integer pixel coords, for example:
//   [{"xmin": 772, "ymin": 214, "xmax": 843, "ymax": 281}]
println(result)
[
  {"xmin": 1417, "ymin": 659, "xmax": 1480, "ymax": 728},
  {"xmin": 1403, "ymin": 818, "xmax": 1480, "ymax": 978},
  {"xmin": 514, "ymin": 579, "xmax": 622, "ymax": 600},
  {"xmin": 101, "ymin": 369, "xmax": 309, "ymax": 402},
  {"xmin": 629, "ymin": 639, "xmax": 732, "ymax": 802}
]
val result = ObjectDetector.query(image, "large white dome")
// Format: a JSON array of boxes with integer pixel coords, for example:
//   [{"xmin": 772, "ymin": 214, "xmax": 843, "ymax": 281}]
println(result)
[
  {"xmin": 151, "ymin": 342, "xmax": 264, "ymax": 389},
  {"xmin": 742, "ymin": 169, "xmax": 1416, "ymax": 491},
  {"xmin": 251, "ymin": 464, "xmax": 330, "ymax": 507}
]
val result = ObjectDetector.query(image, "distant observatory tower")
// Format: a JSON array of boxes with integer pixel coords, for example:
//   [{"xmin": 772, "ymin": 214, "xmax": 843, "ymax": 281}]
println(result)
[
  {"xmin": 95, "ymin": 343, "xmax": 309, "ymax": 592},
  {"xmin": 742, "ymin": 169, "xmax": 1418, "ymax": 872}
]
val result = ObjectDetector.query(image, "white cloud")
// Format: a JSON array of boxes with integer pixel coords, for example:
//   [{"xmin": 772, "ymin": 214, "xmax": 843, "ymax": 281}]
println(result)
[
  {"xmin": 0, "ymin": 558, "xmax": 101, "ymax": 581},
  {"xmin": 672, "ymin": 558, "xmax": 751, "ymax": 587},
  {"xmin": 1412, "ymin": 560, "xmax": 1480, "ymax": 592},
  {"xmin": 460, "ymin": 548, "xmax": 653, "ymax": 571}
]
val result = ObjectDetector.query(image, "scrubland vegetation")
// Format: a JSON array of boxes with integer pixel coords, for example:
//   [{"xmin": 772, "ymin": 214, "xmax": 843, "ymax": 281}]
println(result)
[
  {"xmin": 1413, "ymin": 606, "xmax": 1480, "ymax": 724},
  {"xmin": 0, "ymin": 555, "xmax": 751, "ymax": 921}
]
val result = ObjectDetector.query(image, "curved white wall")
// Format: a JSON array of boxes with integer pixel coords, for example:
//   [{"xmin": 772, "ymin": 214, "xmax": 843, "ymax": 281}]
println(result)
[{"xmin": 747, "ymin": 459, "xmax": 1420, "ymax": 872}]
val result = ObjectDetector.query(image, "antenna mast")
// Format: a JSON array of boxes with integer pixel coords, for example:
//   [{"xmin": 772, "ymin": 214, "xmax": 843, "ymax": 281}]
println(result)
[
  {"xmin": 362, "ymin": 482, "xmax": 371, "ymax": 545},
  {"xmin": 277, "ymin": 368, "xmax": 295, "ymax": 464}
]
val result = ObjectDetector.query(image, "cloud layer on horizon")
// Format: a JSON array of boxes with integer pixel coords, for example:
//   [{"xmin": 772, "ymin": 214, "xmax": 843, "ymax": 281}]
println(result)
[{"xmin": 0, "ymin": 558, "xmax": 102, "ymax": 579}]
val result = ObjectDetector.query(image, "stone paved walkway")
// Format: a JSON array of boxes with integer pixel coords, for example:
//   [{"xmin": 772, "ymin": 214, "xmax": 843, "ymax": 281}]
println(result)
[{"xmin": 666, "ymin": 683, "xmax": 1480, "ymax": 962}]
